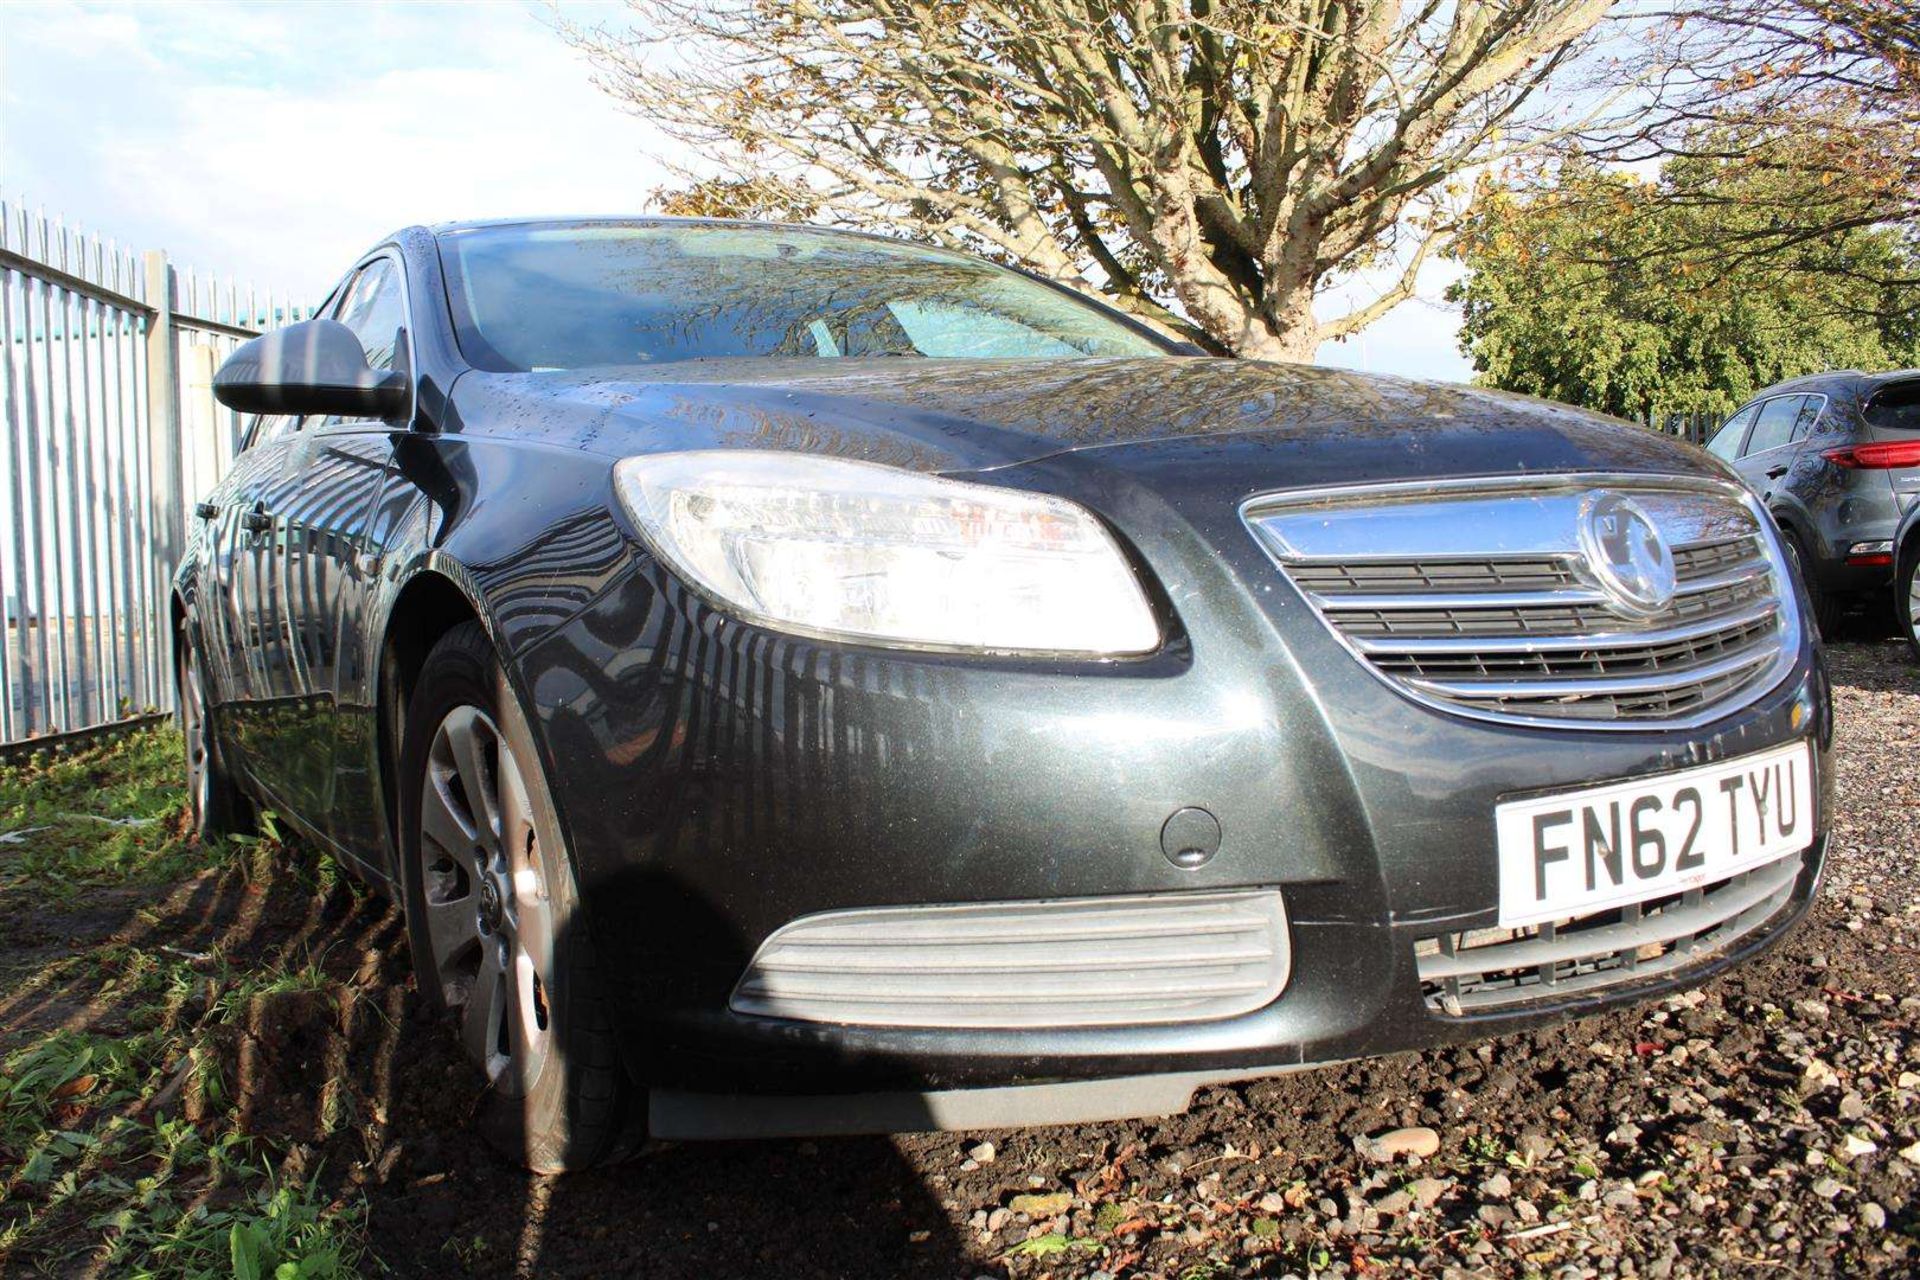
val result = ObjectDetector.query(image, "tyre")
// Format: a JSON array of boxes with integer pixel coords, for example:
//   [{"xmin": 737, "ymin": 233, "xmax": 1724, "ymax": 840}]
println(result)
[
  {"xmin": 1781, "ymin": 529, "xmax": 1843, "ymax": 641},
  {"xmin": 397, "ymin": 621, "xmax": 635, "ymax": 1172},
  {"xmin": 1899, "ymin": 546, "xmax": 1920, "ymax": 662},
  {"xmin": 176, "ymin": 631, "xmax": 253, "ymax": 841}
]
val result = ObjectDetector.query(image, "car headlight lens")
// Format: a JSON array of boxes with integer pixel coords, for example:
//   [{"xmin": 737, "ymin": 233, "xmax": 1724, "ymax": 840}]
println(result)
[{"xmin": 612, "ymin": 451, "xmax": 1160, "ymax": 655}]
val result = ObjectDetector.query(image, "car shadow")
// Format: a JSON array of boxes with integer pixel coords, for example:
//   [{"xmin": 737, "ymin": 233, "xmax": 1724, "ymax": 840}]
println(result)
[{"xmin": 366, "ymin": 869, "xmax": 983, "ymax": 1280}]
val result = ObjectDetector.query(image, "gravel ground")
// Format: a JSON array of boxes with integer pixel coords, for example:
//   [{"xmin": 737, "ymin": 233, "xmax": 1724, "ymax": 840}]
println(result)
[{"xmin": 3, "ymin": 639, "xmax": 1914, "ymax": 1278}]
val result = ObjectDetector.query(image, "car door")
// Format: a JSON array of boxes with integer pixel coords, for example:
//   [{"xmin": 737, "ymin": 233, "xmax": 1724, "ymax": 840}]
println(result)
[
  {"xmin": 191, "ymin": 413, "xmax": 289, "ymax": 749},
  {"xmin": 1733, "ymin": 395, "xmax": 1809, "ymax": 502},
  {"xmin": 249, "ymin": 256, "xmax": 414, "ymax": 832},
  {"xmin": 1767, "ymin": 393, "xmax": 1834, "ymax": 534},
  {"xmin": 1704, "ymin": 402, "xmax": 1759, "ymax": 468},
  {"xmin": 219, "ymin": 413, "xmax": 307, "ymax": 789}
]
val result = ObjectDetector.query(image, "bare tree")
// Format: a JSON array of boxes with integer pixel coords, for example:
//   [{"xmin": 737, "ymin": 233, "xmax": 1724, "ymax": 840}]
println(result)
[
  {"xmin": 564, "ymin": 1, "xmax": 1621, "ymax": 360},
  {"xmin": 1568, "ymin": 0, "xmax": 1920, "ymax": 265}
]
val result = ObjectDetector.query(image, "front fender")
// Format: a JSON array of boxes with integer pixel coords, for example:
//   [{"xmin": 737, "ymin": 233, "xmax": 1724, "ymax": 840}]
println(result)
[{"xmin": 379, "ymin": 434, "xmax": 636, "ymax": 661}]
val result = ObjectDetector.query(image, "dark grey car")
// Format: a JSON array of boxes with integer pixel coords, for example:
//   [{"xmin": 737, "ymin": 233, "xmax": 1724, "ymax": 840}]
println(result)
[
  {"xmin": 1705, "ymin": 370, "xmax": 1920, "ymax": 635},
  {"xmin": 178, "ymin": 219, "xmax": 1834, "ymax": 1170}
]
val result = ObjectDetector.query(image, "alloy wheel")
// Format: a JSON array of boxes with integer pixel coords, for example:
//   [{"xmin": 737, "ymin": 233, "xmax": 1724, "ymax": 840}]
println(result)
[{"xmin": 418, "ymin": 705, "xmax": 555, "ymax": 1093}]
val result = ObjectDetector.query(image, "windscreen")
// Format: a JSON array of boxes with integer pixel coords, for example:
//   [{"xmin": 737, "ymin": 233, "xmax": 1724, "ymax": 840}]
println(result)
[{"xmin": 439, "ymin": 224, "xmax": 1168, "ymax": 372}]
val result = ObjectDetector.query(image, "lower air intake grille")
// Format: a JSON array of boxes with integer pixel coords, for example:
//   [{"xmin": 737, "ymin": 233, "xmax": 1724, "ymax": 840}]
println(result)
[
  {"xmin": 730, "ymin": 889, "xmax": 1290, "ymax": 1029},
  {"xmin": 1415, "ymin": 852, "xmax": 1805, "ymax": 1015}
]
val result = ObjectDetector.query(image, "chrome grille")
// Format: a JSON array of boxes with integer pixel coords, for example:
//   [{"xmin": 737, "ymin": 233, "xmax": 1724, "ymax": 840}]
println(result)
[
  {"xmin": 1289, "ymin": 558, "xmax": 1578, "ymax": 595},
  {"xmin": 1244, "ymin": 478, "xmax": 1799, "ymax": 729},
  {"xmin": 1415, "ymin": 851, "xmax": 1805, "ymax": 1014},
  {"xmin": 730, "ymin": 889, "xmax": 1290, "ymax": 1029}
]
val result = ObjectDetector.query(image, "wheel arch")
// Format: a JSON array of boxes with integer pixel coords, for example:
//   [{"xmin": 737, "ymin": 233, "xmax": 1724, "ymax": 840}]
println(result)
[
  {"xmin": 375, "ymin": 568, "xmax": 488, "ymax": 869},
  {"xmin": 1895, "ymin": 508, "xmax": 1920, "ymax": 633},
  {"xmin": 1768, "ymin": 501, "xmax": 1811, "ymax": 548},
  {"xmin": 1897, "ymin": 508, "xmax": 1920, "ymax": 577}
]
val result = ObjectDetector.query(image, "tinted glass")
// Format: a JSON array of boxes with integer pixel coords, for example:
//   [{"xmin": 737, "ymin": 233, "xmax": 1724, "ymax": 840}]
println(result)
[
  {"xmin": 334, "ymin": 259, "xmax": 405, "ymax": 372},
  {"xmin": 1865, "ymin": 379, "xmax": 1920, "ymax": 431},
  {"xmin": 245, "ymin": 414, "xmax": 298, "ymax": 450},
  {"xmin": 439, "ymin": 224, "xmax": 1167, "ymax": 371},
  {"xmin": 1706, "ymin": 404, "xmax": 1757, "ymax": 460},
  {"xmin": 1741, "ymin": 396, "xmax": 1804, "ymax": 456},
  {"xmin": 1790, "ymin": 395, "xmax": 1826, "ymax": 442}
]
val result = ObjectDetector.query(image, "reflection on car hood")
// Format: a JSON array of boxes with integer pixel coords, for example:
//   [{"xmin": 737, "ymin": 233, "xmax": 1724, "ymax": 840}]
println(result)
[{"xmin": 449, "ymin": 356, "xmax": 1713, "ymax": 482}]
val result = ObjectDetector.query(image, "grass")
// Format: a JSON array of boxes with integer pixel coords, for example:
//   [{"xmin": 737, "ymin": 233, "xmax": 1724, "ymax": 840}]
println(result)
[
  {"xmin": 0, "ymin": 727, "xmax": 206, "ymax": 908},
  {"xmin": 0, "ymin": 725, "xmax": 371, "ymax": 1278}
]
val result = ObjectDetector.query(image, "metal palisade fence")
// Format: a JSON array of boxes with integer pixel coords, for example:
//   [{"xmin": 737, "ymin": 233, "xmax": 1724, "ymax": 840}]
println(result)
[{"xmin": 0, "ymin": 198, "xmax": 311, "ymax": 743}]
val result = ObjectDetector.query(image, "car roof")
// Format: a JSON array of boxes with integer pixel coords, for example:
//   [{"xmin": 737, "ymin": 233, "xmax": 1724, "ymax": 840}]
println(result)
[
  {"xmin": 418, "ymin": 215, "xmax": 935, "ymax": 253},
  {"xmin": 1752, "ymin": 368, "xmax": 1920, "ymax": 398}
]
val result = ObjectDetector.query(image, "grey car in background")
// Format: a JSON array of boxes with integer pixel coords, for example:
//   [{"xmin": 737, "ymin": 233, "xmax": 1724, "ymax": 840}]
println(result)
[{"xmin": 1706, "ymin": 370, "xmax": 1920, "ymax": 636}]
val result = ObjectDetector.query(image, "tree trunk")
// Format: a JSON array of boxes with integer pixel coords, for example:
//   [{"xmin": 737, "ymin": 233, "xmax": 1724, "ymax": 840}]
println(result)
[
  {"xmin": 1235, "ymin": 321, "xmax": 1320, "ymax": 363},
  {"xmin": 1232, "ymin": 288, "xmax": 1320, "ymax": 364}
]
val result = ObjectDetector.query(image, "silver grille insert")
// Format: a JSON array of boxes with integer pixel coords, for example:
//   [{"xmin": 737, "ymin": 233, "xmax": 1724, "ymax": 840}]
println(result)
[
  {"xmin": 730, "ymin": 889, "xmax": 1290, "ymax": 1029},
  {"xmin": 1244, "ymin": 478, "xmax": 1798, "ymax": 729},
  {"xmin": 1415, "ymin": 851, "xmax": 1804, "ymax": 1014}
]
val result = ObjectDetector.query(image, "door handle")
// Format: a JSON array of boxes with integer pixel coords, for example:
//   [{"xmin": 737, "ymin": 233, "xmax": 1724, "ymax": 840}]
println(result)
[
  {"xmin": 1765, "ymin": 465, "xmax": 1789, "ymax": 480},
  {"xmin": 194, "ymin": 501, "xmax": 219, "ymax": 520},
  {"xmin": 242, "ymin": 504, "xmax": 274, "ymax": 535}
]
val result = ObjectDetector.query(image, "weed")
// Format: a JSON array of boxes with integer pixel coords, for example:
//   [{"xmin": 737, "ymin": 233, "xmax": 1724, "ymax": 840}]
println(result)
[
  {"xmin": 441, "ymin": 1233, "xmax": 490, "ymax": 1267},
  {"xmin": 96, "ymin": 1159, "xmax": 364, "ymax": 1280},
  {"xmin": 1004, "ymin": 1232, "xmax": 1100, "ymax": 1258},
  {"xmin": 1465, "ymin": 1131, "xmax": 1509, "ymax": 1163},
  {"xmin": 210, "ymin": 954, "xmax": 334, "ymax": 1025}
]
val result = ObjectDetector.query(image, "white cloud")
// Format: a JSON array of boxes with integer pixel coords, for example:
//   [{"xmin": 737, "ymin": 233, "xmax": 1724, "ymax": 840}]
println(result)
[{"xmin": 3, "ymin": 0, "xmax": 687, "ymax": 301}]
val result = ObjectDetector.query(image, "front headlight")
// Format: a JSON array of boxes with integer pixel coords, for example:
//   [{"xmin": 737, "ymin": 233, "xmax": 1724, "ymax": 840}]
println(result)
[{"xmin": 612, "ymin": 450, "xmax": 1160, "ymax": 656}]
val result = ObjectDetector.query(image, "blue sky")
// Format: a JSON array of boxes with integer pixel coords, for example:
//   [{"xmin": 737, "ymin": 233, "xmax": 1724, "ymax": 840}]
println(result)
[{"xmin": 0, "ymin": 0, "xmax": 1472, "ymax": 381}]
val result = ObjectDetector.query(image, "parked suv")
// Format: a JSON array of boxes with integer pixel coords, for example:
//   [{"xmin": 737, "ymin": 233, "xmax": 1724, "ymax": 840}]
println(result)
[{"xmin": 1706, "ymin": 370, "xmax": 1920, "ymax": 636}]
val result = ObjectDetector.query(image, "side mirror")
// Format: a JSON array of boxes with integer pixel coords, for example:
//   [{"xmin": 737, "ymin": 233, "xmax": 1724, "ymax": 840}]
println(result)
[{"xmin": 212, "ymin": 318, "xmax": 408, "ymax": 419}]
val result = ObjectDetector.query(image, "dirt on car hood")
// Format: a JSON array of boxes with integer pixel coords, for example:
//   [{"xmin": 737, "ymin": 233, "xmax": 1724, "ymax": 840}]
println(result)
[{"xmin": 449, "ymin": 356, "xmax": 1717, "ymax": 484}]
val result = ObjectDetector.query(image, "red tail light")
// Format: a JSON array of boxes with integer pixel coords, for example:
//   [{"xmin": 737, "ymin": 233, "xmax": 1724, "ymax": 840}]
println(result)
[{"xmin": 1822, "ymin": 440, "xmax": 1920, "ymax": 469}]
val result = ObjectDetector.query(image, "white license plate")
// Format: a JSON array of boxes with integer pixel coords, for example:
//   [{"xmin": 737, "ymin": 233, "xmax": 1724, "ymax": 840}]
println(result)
[{"xmin": 1495, "ymin": 741, "xmax": 1813, "ymax": 928}]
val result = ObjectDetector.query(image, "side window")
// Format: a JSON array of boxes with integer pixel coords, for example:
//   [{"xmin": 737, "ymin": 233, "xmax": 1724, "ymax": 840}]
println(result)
[
  {"xmin": 322, "ymin": 258, "xmax": 407, "ymax": 426},
  {"xmin": 1706, "ymin": 404, "xmax": 1758, "ymax": 461},
  {"xmin": 238, "ymin": 413, "xmax": 297, "ymax": 453},
  {"xmin": 1741, "ymin": 396, "xmax": 1804, "ymax": 457},
  {"xmin": 1790, "ymin": 395, "xmax": 1827, "ymax": 443},
  {"xmin": 334, "ymin": 259, "xmax": 406, "ymax": 372}
]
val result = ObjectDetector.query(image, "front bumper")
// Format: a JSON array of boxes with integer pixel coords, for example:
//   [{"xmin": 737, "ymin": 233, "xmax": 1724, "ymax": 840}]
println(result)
[
  {"xmin": 516, "ymin": 459, "xmax": 1835, "ymax": 1131},
  {"xmin": 638, "ymin": 843, "xmax": 1824, "ymax": 1139}
]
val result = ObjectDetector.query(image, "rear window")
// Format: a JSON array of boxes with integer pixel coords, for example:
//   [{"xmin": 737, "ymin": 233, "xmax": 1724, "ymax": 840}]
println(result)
[{"xmin": 1864, "ymin": 379, "xmax": 1920, "ymax": 431}]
